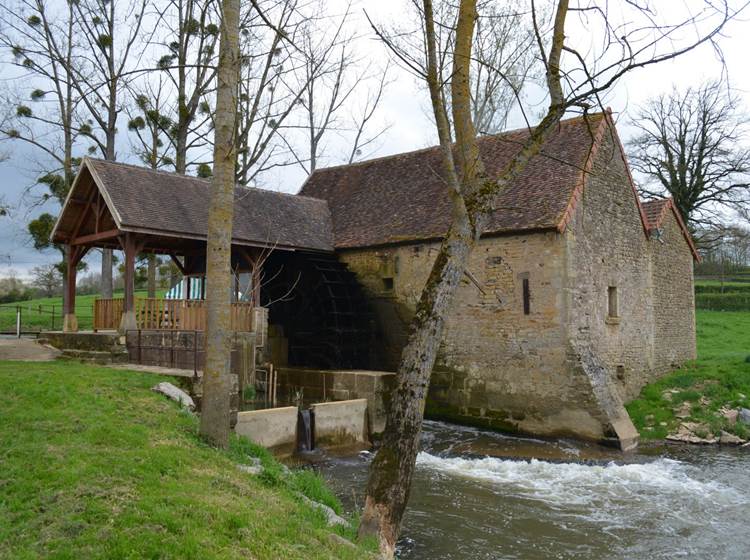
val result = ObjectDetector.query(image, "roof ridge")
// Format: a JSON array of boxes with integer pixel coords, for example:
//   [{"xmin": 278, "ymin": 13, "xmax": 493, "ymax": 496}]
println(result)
[
  {"xmin": 305, "ymin": 112, "xmax": 608, "ymax": 177},
  {"xmin": 84, "ymin": 157, "xmax": 325, "ymax": 203},
  {"xmin": 84, "ymin": 157, "xmax": 211, "ymax": 184}
]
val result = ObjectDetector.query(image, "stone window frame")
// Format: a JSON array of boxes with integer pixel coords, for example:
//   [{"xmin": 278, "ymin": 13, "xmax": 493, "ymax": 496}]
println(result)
[
  {"xmin": 518, "ymin": 272, "xmax": 531, "ymax": 315},
  {"xmin": 606, "ymin": 285, "xmax": 621, "ymax": 324}
]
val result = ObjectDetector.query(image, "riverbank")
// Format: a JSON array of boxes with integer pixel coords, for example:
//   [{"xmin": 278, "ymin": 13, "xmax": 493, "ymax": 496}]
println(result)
[
  {"xmin": 626, "ymin": 310, "xmax": 750, "ymax": 443},
  {"xmin": 0, "ymin": 360, "xmax": 375, "ymax": 559}
]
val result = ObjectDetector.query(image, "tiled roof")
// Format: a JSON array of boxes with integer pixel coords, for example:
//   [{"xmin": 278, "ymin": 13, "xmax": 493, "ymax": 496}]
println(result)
[
  {"xmin": 300, "ymin": 113, "xmax": 609, "ymax": 249},
  {"xmin": 640, "ymin": 197, "xmax": 699, "ymax": 260},
  {"xmin": 79, "ymin": 159, "xmax": 334, "ymax": 251},
  {"xmin": 641, "ymin": 199, "xmax": 672, "ymax": 229}
]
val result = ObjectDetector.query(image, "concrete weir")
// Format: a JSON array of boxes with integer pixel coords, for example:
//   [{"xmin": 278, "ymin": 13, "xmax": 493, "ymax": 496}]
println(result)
[
  {"xmin": 234, "ymin": 399, "xmax": 371, "ymax": 457},
  {"xmin": 235, "ymin": 406, "xmax": 299, "ymax": 456},
  {"xmin": 311, "ymin": 399, "xmax": 369, "ymax": 451}
]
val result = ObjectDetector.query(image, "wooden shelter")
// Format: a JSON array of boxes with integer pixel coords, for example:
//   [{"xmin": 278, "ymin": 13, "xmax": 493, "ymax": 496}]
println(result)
[{"xmin": 51, "ymin": 158, "xmax": 334, "ymax": 333}]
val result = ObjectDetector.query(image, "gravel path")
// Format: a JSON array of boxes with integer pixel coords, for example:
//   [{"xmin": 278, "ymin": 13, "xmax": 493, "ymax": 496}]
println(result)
[{"xmin": 0, "ymin": 337, "xmax": 61, "ymax": 361}]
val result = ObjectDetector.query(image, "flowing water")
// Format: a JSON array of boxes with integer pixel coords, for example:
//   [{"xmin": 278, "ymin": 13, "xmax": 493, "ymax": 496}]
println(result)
[{"xmin": 314, "ymin": 421, "xmax": 750, "ymax": 559}]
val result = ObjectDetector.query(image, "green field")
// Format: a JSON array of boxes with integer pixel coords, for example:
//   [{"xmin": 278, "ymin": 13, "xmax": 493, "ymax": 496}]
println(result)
[
  {"xmin": 627, "ymin": 310, "xmax": 750, "ymax": 440},
  {"xmin": 0, "ymin": 361, "xmax": 374, "ymax": 559},
  {"xmin": 0, "ymin": 290, "xmax": 163, "ymax": 332}
]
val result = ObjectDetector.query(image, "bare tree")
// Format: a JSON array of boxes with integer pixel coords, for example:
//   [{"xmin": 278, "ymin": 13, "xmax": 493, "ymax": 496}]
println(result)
[
  {"xmin": 152, "ymin": 0, "xmax": 219, "ymax": 174},
  {"xmin": 69, "ymin": 0, "xmax": 152, "ymax": 298},
  {"xmin": 287, "ymin": 4, "xmax": 390, "ymax": 174},
  {"xmin": 200, "ymin": 0, "xmax": 240, "ymax": 447},
  {"xmin": 358, "ymin": 1, "xmax": 741, "ymax": 556},
  {"xmin": 628, "ymin": 81, "xmax": 750, "ymax": 231},
  {"xmin": 431, "ymin": 0, "xmax": 542, "ymax": 135},
  {"xmin": 127, "ymin": 79, "xmax": 176, "ymax": 171},
  {"xmin": 0, "ymin": 0, "xmax": 82, "ymax": 314},
  {"xmin": 31, "ymin": 263, "xmax": 62, "ymax": 297},
  {"xmin": 127, "ymin": 80, "xmax": 175, "ymax": 297},
  {"xmin": 233, "ymin": 0, "xmax": 298, "ymax": 185}
]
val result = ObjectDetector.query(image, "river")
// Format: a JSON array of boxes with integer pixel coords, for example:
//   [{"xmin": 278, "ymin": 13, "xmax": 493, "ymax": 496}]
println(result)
[{"xmin": 315, "ymin": 421, "xmax": 750, "ymax": 559}]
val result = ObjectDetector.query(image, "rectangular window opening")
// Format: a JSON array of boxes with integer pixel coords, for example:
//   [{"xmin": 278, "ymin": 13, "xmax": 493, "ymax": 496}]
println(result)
[
  {"xmin": 608, "ymin": 286, "xmax": 619, "ymax": 318},
  {"xmin": 382, "ymin": 277, "xmax": 394, "ymax": 292},
  {"xmin": 522, "ymin": 278, "xmax": 531, "ymax": 315}
]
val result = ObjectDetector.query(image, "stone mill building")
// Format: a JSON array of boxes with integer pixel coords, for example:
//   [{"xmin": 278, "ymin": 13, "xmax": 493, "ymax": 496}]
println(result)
[
  {"xmin": 300, "ymin": 111, "xmax": 697, "ymax": 450},
  {"xmin": 52, "ymin": 111, "xmax": 698, "ymax": 449}
]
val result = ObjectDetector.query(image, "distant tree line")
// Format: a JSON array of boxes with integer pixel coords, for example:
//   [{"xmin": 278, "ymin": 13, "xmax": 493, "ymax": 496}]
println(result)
[{"xmin": 695, "ymin": 225, "xmax": 750, "ymax": 278}]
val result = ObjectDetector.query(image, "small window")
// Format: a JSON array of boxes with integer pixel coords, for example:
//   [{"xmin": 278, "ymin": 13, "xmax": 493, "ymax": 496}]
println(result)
[
  {"xmin": 382, "ymin": 277, "xmax": 394, "ymax": 292},
  {"xmin": 522, "ymin": 278, "xmax": 530, "ymax": 315},
  {"xmin": 608, "ymin": 286, "xmax": 619, "ymax": 318}
]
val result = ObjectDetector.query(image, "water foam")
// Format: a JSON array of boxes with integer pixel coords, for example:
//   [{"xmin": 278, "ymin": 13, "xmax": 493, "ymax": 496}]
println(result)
[{"xmin": 416, "ymin": 452, "xmax": 744, "ymax": 513}]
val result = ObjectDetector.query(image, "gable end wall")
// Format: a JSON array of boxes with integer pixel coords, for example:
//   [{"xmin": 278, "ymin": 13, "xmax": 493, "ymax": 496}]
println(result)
[{"xmin": 649, "ymin": 210, "xmax": 697, "ymax": 375}]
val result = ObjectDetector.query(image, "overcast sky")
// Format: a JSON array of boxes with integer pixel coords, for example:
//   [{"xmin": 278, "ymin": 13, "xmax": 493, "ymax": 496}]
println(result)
[{"xmin": 1, "ymin": 0, "xmax": 749, "ymax": 280}]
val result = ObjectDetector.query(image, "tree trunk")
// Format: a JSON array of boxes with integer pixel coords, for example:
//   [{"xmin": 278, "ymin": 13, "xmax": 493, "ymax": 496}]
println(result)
[
  {"xmin": 147, "ymin": 253, "xmax": 157, "ymax": 298},
  {"xmin": 358, "ymin": 1, "xmax": 569, "ymax": 555},
  {"xmin": 199, "ymin": 0, "xmax": 240, "ymax": 448},
  {"xmin": 358, "ymin": 223, "xmax": 475, "ymax": 556}
]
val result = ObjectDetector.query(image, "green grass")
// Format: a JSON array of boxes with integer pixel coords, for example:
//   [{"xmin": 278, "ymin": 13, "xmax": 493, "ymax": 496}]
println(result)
[
  {"xmin": 626, "ymin": 310, "xmax": 750, "ymax": 440},
  {"xmin": 694, "ymin": 279, "xmax": 750, "ymax": 288},
  {"xmin": 0, "ymin": 290, "xmax": 164, "ymax": 332},
  {"xmin": 0, "ymin": 361, "xmax": 375, "ymax": 559}
]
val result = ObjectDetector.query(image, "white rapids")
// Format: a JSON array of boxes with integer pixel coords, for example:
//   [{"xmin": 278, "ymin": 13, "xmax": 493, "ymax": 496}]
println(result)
[
  {"xmin": 416, "ymin": 452, "xmax": 745, "ymax": 529},
  {"xmin": 319, "ymin": 423, "xmax": 750, "ymax": 559}
]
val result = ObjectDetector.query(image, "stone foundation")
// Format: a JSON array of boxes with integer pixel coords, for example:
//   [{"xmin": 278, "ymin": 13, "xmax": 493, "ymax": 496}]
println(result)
[{"xmin": 276, "ymin": 367, "xmax": 395, "ymax": 436}]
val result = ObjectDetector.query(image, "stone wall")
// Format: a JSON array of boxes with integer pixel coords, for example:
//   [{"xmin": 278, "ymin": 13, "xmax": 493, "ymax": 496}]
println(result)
[
  {"xmin": 563, "ymin": 133, "xmax": 656, "ymax": 404},
  {"xmin": 339, "ymin": 232, "xmax": 608, "ymax": 438},
  {"xmin": 649, "ymin": 210, "xmax": 697, "ymax": 374}
]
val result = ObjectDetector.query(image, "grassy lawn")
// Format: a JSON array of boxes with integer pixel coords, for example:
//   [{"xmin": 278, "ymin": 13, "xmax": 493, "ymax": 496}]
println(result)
[
  {"xmin": 626, "ymin": 310, "xmax": 750, "ymax": 440},
  {"xmin": 0, "ymin": 361, "xmax": 374, "ymax": 559},
  {"xmin": 0, "ymin": 290, "xmax": 163, "ymax": 332}
]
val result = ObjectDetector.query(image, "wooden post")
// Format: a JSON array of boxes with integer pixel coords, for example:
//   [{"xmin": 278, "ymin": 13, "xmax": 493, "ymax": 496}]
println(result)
[
  {"xmin": 63, "ymin": 244, "xmax": 88, "ymax": 332},
  {"xmin": 119, "ymin": 234, "xmax": 139, "ymax": 333}
]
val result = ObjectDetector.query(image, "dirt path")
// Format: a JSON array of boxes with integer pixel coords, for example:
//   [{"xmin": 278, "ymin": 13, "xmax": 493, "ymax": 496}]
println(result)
[
  {"xmin": 105, "ymin": 363, "xmax": 198, "ymax": 378},
  {"xmin": 0, "ymin": 337, "xmax": 61, "ymax": 361}
]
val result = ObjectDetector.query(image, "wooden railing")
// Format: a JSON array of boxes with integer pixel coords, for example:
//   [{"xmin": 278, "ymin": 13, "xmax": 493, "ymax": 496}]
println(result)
[
  {"xmin": 93, "ymin": 298, "xmax": 123, "ymax": 331},
  {"xmin": 94, "ymin": 298, "xmax": 263, "ymax": 335}
]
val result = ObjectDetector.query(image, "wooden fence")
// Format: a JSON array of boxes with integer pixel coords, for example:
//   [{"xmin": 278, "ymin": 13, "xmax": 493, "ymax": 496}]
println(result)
[{"xmin": 94, "ymin": 298, "xmax": 261, "ymax": 333}]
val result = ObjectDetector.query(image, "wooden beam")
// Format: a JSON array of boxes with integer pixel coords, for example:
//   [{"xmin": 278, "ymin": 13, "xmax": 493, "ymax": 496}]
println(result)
[
  {"xmin": 169, "ymin": 253, "xmax": 187, "ymax": 275},
  {"xmin": 69, "ymin": 245, "xmax": 90, "ymax": 267},
  {"xmin": 70, "ymin": 228, "xmax": 121, "ymax": 246},
  {"xmin": 69, "ymin": 186, "xmax": 99, "ymax": 242}
]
